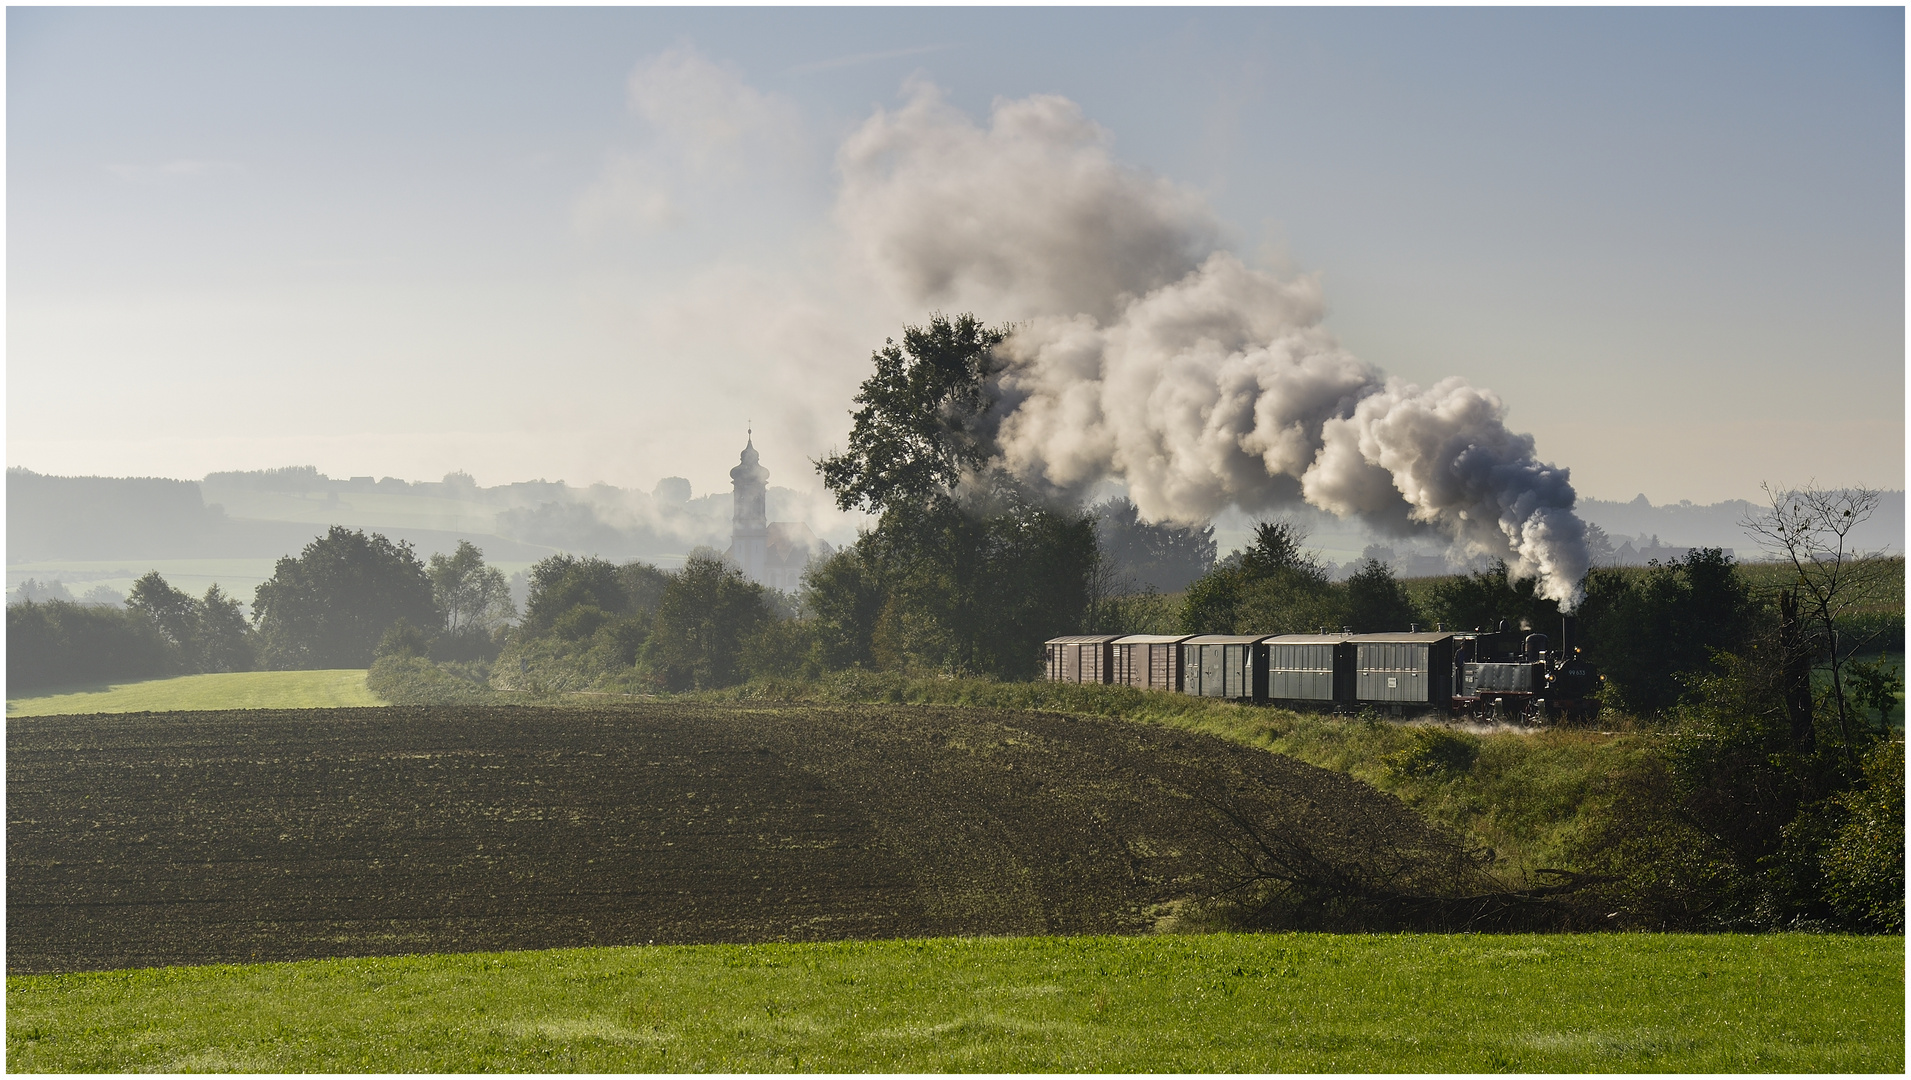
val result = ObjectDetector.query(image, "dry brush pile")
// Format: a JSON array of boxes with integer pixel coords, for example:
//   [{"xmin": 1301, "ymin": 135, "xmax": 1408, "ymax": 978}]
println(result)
[{"xmin": 9, "ymin": 703, "xmax": 1572, "ymax": 974}]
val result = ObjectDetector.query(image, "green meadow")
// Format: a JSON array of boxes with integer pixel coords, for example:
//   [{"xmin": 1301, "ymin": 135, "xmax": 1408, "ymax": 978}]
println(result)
[
  {"xmin": 7, "ymin": 933, "xmax": 1899, "ymax": 1073},
  {"xmin": 6, "ymin": 669, "xmax": 380, "ymax": 716}
]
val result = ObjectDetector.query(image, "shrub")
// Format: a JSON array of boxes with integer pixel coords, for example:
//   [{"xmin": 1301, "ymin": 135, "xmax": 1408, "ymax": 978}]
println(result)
[
  {"xmin": 6, "ymin": 600, "xmax": 179, "ymax": 695},
  {"xmin": 375, "ymin": 619, "xmax": 431, "ymax": 660},
  {"xmin": 1561, "ymin": 754, "xmax": 1750, "ymax": 929},
  {"xmin": 739, "ymin": 618, "xmax": 824, "ymax": 682},
  {"xmin": 1820, "ymin": 739, "xmax": 1905, "ymax": 931},
  {"xmin": 367, "ymin": 655, "xmax": 494, "ymax": 705},
  {"xmin": 1383, "ymin": 727, "xmax": 1480, "ymax": 780}
]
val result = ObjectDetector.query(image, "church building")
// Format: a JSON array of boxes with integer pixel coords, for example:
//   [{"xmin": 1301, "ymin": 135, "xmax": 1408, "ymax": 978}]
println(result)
[{"xmin": 725, "ymin": 434, "xmax": 832, "ymax": 592}]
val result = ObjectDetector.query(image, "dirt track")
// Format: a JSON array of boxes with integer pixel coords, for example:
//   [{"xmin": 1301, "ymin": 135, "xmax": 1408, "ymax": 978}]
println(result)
[{"xmin": 8, "ymin": 702, "xmax": 1458, "ymax": 973}]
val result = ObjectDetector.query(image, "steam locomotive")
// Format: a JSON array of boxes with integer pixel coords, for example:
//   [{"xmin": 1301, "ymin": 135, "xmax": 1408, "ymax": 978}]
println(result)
[{"xmin": 1045, "ymin": 618, "xmax": 1600, "ymax": 723}]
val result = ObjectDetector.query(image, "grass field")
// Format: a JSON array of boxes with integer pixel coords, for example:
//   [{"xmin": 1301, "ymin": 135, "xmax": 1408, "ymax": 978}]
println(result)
[
  {"xmin": 6, "ymin": 670, "xmax": 380, "ymax": 716},
  {"xmin": 7, "ymin": 933, "xmax": 1900, "ymax": 1072}
]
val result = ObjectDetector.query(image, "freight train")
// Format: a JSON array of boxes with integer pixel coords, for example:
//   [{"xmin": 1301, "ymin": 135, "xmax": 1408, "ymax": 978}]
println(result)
[{"xmin": 1045, "ymin": 620, "xmax": 1600, "ymax": 723}]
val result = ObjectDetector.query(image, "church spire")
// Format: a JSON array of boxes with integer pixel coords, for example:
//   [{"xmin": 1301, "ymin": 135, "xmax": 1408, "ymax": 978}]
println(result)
[{"xmin": 728, "ymin": 430, "xmax": 769, "ymax": 583}]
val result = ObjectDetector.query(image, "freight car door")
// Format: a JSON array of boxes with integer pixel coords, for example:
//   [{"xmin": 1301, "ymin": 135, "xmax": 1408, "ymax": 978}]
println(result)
[{"xmin": 1201, "ymin": 645, "xmax": 1228, "ymax": 697}]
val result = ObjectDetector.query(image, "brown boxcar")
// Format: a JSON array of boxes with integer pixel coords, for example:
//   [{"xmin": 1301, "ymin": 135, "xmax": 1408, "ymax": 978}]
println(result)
[
  {"xmin": 1043, "ymin": 634, "xmax": 1124, "ymax": 684},
  {"xmin": 1109, "ymin": 635, "xmax": 1192, "ymax": 692}
]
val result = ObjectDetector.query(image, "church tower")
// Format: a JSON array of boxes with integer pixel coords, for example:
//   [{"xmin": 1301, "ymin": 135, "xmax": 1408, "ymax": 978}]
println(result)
[{"xmin": 728, "ymin": 432, "xmax": 770, "ymax": 583}]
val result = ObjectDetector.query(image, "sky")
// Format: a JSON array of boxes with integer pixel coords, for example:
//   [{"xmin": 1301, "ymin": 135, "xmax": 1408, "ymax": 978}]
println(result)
[{"xmin": 8, "ymin": 6, "xmax": 1904, "ymax": 510}]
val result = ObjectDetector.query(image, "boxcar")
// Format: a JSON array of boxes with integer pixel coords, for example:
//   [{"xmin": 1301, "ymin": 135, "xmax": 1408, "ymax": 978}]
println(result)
[
  {"xmin": 1110, "ymin": 635, "xmax": 1191, "ymax": 692},
  {"xmin": 1262, "ymin": 634, "xmax": 1352, "ymax": 704},
  {"xmin": 1179, "ymin": 635, "xmax": 1268, "ymax": 700},
  {"xmin": 1043, "ymin": 634, "xmax": 1124, "ymax": 684},
  {"xmin": 1346, "ymin": 632, "xmax": 1456, "ymax": 706}
]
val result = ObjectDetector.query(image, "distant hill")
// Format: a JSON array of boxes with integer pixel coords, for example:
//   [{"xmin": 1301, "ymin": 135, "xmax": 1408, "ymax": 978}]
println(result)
[
  {"xmin": 12, "ymin": 465, "xmax": 1899, "ymax": 584},
  {"xmin": 8, "ymin": 466, "xmax": 862, "ymax": 580},
  {"xmin": 1578, "ymin": 490, "xmax": 1905, "ymax": 556},
  {"xmin": 7, "ymin": 467, "xmax": 559, "ymax": 565}
]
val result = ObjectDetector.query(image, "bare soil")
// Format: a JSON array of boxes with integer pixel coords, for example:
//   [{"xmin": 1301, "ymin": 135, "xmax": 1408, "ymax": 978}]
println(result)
[{"xmin": 8, "ymin": 702, "xmax": 1465, "ymax": 974}]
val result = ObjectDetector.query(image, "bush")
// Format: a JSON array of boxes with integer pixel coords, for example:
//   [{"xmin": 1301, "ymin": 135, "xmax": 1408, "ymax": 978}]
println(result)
[
  {"xmin": 431, "ymin": 626, "xmax": 505, "ymax": 664},
  {"xmin": 494, "ymin": 629, "xmax": 657, "ymax": 696},
  {"xmin": 1819, "ymin": 739, "xmax": 1905, "ymax": 931},
  {"xmin": 367, "ymin": 655, "xmax": 495, "ymax": 705},
  {"xmin": 375, "ymin": 619, "xmax": 431, "ymax": 660},
  {"xmin": 7, "ymin": 600, "xmax": 179, "ymax": 695},
  {"xmin": 1383, "ymin": 727, "xmax": 1479, "ymax": 780},
  {"xmin": 1560, "ymin": 753, "xmax": 1751, "ymax": 929},
  {"xmin": 739, "ymin": 617, "xmax": 824, "ymax": 682}
]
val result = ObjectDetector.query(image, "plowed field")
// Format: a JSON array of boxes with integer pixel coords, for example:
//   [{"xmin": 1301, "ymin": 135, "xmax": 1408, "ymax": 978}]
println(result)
[{"xmin": 9, "ymin": 703, "xmax": 1460, "ymax": 974}]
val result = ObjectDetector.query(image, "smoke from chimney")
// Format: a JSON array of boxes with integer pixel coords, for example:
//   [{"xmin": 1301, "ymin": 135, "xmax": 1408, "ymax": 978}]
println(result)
[{"xmin": 836, "ymin": 82, "xmax": 1591, "ymax": 607}]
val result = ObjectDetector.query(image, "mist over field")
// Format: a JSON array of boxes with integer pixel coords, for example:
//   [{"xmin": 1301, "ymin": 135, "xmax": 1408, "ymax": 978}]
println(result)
[{"xmin": 10, "ymin": 460, "xmax": 1901, "ymax": 619}]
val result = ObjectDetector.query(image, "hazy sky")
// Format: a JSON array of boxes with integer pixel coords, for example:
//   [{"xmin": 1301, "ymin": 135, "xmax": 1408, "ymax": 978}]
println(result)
[{"xmin": 8, "ymin": 7, "xmax": 1904, "ymax": 506}]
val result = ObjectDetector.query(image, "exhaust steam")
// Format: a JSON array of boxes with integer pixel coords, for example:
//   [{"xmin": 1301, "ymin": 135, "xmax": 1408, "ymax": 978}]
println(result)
[{"xmin": 837, "ymin": 82, "xmax": 1591, "ymax": 607}]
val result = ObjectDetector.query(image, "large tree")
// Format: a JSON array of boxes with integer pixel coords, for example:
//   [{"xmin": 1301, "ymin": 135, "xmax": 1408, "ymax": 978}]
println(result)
[
  {"xmin": 427, "ymin": 541, "xmax": 516, "ymax": 637},
  {"xmin": 1342, "ymin": 559, "xmax": 1421, "ymax": 633},
  {"xmin": 817, "ymin": 312, "xmax": 1006, "ymax": 515},
  {"xmin": 648, "ymin": 552, "xmax": 774, "ymax": 690},
  {"xmin": 1093, "ymin": 497, "xmax": 1217, "ymax": 593},
  {"xmin": 127, "ymin": 571, "xmax": 254, "ymax": 673},
  {"xmin": 1181, "ymin": 520, "xmax": 1341, "ymax": 635},
  {"xmin": 1574, "ymin": 549, "xmax": 1755, "ymax": 716},
  {"xmin": 812, "ymin": 314, "xmax": 1096, "ymax": 678},
  {"xmin": 252, "ymin": 527, "xmax": 438, "ymax": 669}
]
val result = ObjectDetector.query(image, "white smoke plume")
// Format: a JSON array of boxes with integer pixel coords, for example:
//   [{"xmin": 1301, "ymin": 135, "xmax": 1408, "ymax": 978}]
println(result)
[{"xmin": 837, "ymin": 83, "xmax": 1591, "ymax": 607}]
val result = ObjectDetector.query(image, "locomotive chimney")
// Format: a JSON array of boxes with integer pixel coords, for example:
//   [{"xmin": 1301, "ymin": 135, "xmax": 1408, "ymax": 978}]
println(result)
[{"xmin": 1561, "ymin": 614, "xmax": 1577, "ymax": 656}]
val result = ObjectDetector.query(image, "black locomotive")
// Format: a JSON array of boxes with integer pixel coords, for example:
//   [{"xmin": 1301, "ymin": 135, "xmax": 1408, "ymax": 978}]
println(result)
[{"xmin": 1045, "ymin": 617, "xmax": 1599, "ymax": 723}]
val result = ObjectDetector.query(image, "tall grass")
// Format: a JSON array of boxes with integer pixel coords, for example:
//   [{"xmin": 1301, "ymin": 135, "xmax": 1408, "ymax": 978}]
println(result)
[{"xmin": 699, "ymin": 671, "xmax": 1652, "ymax": 875}]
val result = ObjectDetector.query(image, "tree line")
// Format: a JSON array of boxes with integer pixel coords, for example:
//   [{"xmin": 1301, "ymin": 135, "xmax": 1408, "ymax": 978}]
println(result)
[
  {"xmin": 6, "ymin": 527, "xmax": 512, "ymax": 695},
  {"xmin": 4, "ymin": 311, "xmax": 1898, "ymax": 933}
]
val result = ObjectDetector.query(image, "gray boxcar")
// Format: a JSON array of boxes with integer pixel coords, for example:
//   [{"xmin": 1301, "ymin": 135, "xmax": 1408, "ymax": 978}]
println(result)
[
  {"xmin": 1111, "ymin": 634, "xmax": 1191, "ymax": 692},
  {"xmin": 1263, "ymin": 634, "xmax": 1352, "ymax": 703},
  {"xmin": 1347, "ymin": 632, "xmax": 1456, "ymax": 706},
  {"xmin": 1044, "ymin": 635, "xmax": 1123, "ymax": 684},
  {"xmin": 1180, "ymin": 635, "xmax": 1268, "ymax": 699}
]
